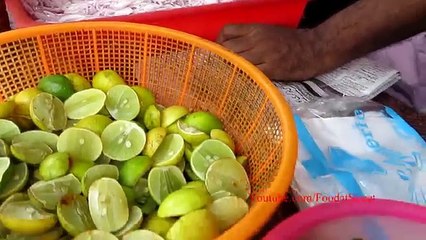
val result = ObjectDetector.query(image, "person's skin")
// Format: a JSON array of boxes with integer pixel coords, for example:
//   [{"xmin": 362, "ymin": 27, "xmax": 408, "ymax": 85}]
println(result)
[{"xmin": 217, "ymin": 0, "xmax": 426, "ymax": 81}]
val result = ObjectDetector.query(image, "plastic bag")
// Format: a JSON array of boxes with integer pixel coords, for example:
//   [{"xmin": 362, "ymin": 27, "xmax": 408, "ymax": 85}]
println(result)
[{"xmin": 291, "ymin": 97, "xmax": 426, "ymax": 209}]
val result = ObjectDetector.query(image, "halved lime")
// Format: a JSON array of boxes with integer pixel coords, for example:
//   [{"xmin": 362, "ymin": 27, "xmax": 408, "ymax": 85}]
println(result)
[
  {"xmin": 142, "ymin": 127, "xmax": 167, "ymax": 158},
  {"xmin": 210, "ymin": 190, "xmax": 234, "ymax": 200},
  {"xmin": 28, "ymin": 174, "xmax": 82, "ymax": 211},
  {"xmin": 12, "ymin": 130, "xmax": 59, "ymax": 151},
  {"xmin": 81, "ymin": 164, "xmax": 119, "ymax": 196},
  {"xmin": 184, "ymin": 143, "xmax": 193, "ymax": 161},
  {"xmin": 119, "ymin": 156, "xmax": 152, "ymax": 187},
  {"xmin": 207, "ymin": 196, "xmax": 249, "ymax": 231},
  {"xmin": 64, "ymin": 73, "xmax": 92, "ymax": 92},
  {"xmin": 0, "ymin": 163, "xmax": 29, "ymax": 200},
  {"xmin": 13, "ymin": 87, "xmax": 42, "ymax": 116},
  {"xmin": 6, "ymin": 226, "xmax": 63, "ymax": 240},
  {"xmin": 0, "ymin": 157, "xmax": 11, "ymax": 183},
  {"xmin": 101, "ymin": 120, "xmax": 146, "ymax": 161},
  {"xmin": 10, "ymin": 142, "xmax": 53, "ymax": 165},
  {"xmin": 57, "ymin": 194, "xmax": 96, "ymax": 236},
  {"xmin": 0, "ymin": 119, "xmax": 20, "ymax": 144},
  {"xmin": 184, "ymin": 163, "xmax": 200, "ymax": 181},
  {"xmin": 143, "ymin": 105, "xmax": 161, "ymax": 130},
  {"xmin": 147, "ymin": 166, "xmax": 186, "ymax": 204},
  {"xmin": 0, "ymin": 101, "xmax": 15, "ymax": 119},
  {"xmin": 114, "ymin": 206, "xmax": 143, "ymax": 237},
  {"xmin": 69, "ymin": 160, "xmax": 95, "ymax": 181},
  {"xmin": 0, "ymin": 200, "xmax": 57, "ymax": 235},
  {"xmin": 166, "ymin": 122, "xmax": 179, "ymax": 134},
  {"xmin": 157, "ymin": 187, "xmax": 210, "ymax": 218},
  {"xmin": 92, "ymin": 69, "xmax": 126, "ymax": 93},
  {"xmin": 205, "ymin": 158, "xmax": 251, "ymax": 200},
  {"xmin": 0, "ymin": 139, "xmax": 10, "ymax": 157},
  {"xmin": 161, "ymin": 106, "xmax": 189, "ymax": 128},
  {"xmin": 181, "ymin": 181, "xmax": 208, "ymax": 193},
  {"xmin": 166, "ymin": 209, "xmax": 220, "ymax": 240},
  {"xmin": 105, "ymin": 85, "xmax": 140, "ymax": 121},
  {"xmin": 88, "ymin": 178, "xmax": 129, "ymax": 232},
  {"xmin": 177, "ymin": 159, "xmax": 185, "ymax": 172},
  {"xmin": 74, "ymin": 230, "xmax": 119, "ymax": 240},
  {"xmin": 152, "ymin": 134, "xmax": 185, "ymax": 167},
  {"xmin": 39, "ymin": 152, "xmax": 70, "ymax": 181},
  {"xmin": 176, "ymin": 120, "xmax": 209, "ymax": 146},
  {"xmin": 75, "ymin": 115, "xmax": 113, "ymax": 136},
  {"xmin": 64, "ymin": 89, "xmax": 106, "ymax": 120},
  {"xmin": 183, "ymin": 111, "xmax": 223, "ymax": 134},
  {"xmin": 57, "ymin": 127, "xmax": 102, "ymax": 162},
  {"xmin": 131, "ymin": 86, "xmax": 155, "ymax": 119},
  {"xmin": 123, "ymin": 230, "xmax": 164, "ymax": 240},
  {"xmin": 210, "ymin": 129, "xmax": 235, "ymax": 152},
  {"xmin": 142, "ymin": 212, "xmax": 176, "ymax": 239},
  {"xmin": 29, "ymin": 92, "xmax": 67, "ymax": 131},
  {"xmin": 190, "ymin": 139, "xmax": 236, "ymax": 180}
]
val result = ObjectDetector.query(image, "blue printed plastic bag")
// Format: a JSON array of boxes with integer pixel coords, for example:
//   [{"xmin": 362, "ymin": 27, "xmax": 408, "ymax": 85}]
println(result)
[{"xmin": 291, "ymin": 97, "xmax": 426, "ymax": 208}]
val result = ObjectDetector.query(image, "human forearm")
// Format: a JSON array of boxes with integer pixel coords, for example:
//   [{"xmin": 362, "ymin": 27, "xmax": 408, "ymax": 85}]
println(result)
[{"xmin": 312, "ymin": 0, "xmax": 426, "ymax": 74}]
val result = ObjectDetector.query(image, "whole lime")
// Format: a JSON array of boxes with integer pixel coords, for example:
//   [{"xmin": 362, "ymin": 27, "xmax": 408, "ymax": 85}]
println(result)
[{"xmin": 37, "ymin": 75, "xmax": 75, "ymax": 101}]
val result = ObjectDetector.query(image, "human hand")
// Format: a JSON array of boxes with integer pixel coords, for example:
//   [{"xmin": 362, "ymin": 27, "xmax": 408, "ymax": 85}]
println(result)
[{"xmin": 217, "ymin": 24, "xmax": 324, "ymax": 81}]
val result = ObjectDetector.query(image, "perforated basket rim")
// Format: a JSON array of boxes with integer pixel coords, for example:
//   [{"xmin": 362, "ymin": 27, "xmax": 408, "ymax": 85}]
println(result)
[{"xmin": 0, "ymin": 21, "xmax": 298, "ymax": 240}]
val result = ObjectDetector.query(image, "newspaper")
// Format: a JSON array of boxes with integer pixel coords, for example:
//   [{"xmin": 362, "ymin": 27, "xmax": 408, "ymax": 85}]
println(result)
[{"xmin": 273, "ymin": 57, "xmax": 401, "ymax": 107}]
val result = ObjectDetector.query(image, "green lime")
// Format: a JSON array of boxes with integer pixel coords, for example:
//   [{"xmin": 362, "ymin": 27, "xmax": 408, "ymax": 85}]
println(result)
[
  {"xmin": 37, "ymin": 74, "xmax": 75, "ymax": 101},
  {"xmin": 0, "ymin": 163, "xmax": 29, "ymax": 200},
  {"xmin": 133, "ymin": 178, "xmax": 150, "ymax": 204},
  {"xmin": 190, "ymin": 139, "xmax": 236, "ymax": 180},
  {"xmin": 75, "ymin": 114, "xmax": 112, "ymax": 136},
  {"xmin": 12, "ymin": 130, "xmax": 59, "ymax": 151},
  {"xmin": 142, "ymin": 212, "xmax": 176, "ymax": 239},
  {"xmin": 143, "ymin": 105, "xmax": 161, "ymax": 130},
  {"xmin": 210, "ymin": 191, "xmax": 234, "ymax": 200},
  {"xmin": 0, "ymin": 193, "xmax": 29, "ymax": 209},
  {"xmin": 105, "ymin": 85, "xmax": 140, "ymax": 121},
  {"xmin": 88, "ymin": 178, "xmax": 129, "ymax": 232},
  {"xmin": 92, "ymin": 70, "xmax": 126, "ymax": 93},
  {"xmin": 152, "ymin": 134, "xmax": 185, "ymax": 167},
  {"xmin": 123, "ymin": 230, "xmax": 164, "ymax": 240},
  {"xmin": 101, "ymin": 120, "xmax": 146, "ymax": 161},
  {"xmin": 114, "ymin": 206, "xmax": 143, "ymax": 237},
  {"xmin": 74, "ymin": 230, "xmax": 119, "ymax": 240},
  {"xmin": 161, "ymin": 106, "xmax": 189, "ymax": 128},
  {"xmin": 57, "ymin": 127, "xmax": 103, "ymax": 162},
  {"xmin": 39, "ymin": 152, "xmax": 70, "ymax": 180},
  {"xmin": 184, "ymin": 162, "xmax": 200, "ymax": 181},
  {"xmin": 210, "ymin": 129, "xmax": 235, "ymax": 152},
  {"xmin": 122, "ymin": 186, "xmax": 136, "ymax": 206},
  {"xmin": 181, "ymin": 181, "xmax": 208, "ymax": 193},
  {"xmin": 236, "ymin": 156, "xmax": 248, "ymax": 167},
  {"xmin": 166, "ymin": 209, "xmax": 220, "ymax": 240},
  {"xmin": 0, "ymin": 119, "xmax": 20, "ymax": 144},
  {"xmin": 207, "ymin": 196, "xmax": 249, "ymax": 231},
  {"xmin": 64, "ymin": 73, "xmax": 92, "ymax": 92},
  {"xmin": 64, "ymin": 89, "xmax": 106, "ymax": 120},
  {"xmin": 0, "ymin": 200, "xmax": 57, "ymax": 235},
  {"xmin": 13, "ymin": 88, "xmax": 42, "ymax": 116},
  {"xmin": 205, "ymin": 158, "xmax": 251, "ymax": 200},
  {"xmin": 28, "ymin": 174, "xmax": 82, "ymax": 211},
  {"xmin": 81, "ymin": 164, "xmax": 119, "ymax": 196},
  {"xmin": 29, "ymin": 92, "xmax": 67, "ymax": 131},
  {"xmin": 138, "ymin": 196, "xmax": 157, "ymax": 215},
  {"xmin": 166, "ymin": 122, "xmax": 179, "ymax": 134},
  {"xmin": 147, "ymin": 166, "xmax": 186, "ymax": 204},
  {"xmin": 177, "ymin": 159, "xmax": 185, "ymax": 172},
  {"xmin": 119, "ymin": 156, "xmax": 152, "ymax": 187},
  {"xmin": 10, "ymin": 141, "xmax": 53, "ymax": 165},
  {"xmin": 57, "ymin": 194, "xmax": 96, "ymax": 236},
  {"xmin": 184, "ymin": 143, "xmax": 192, "ymax": 161},
  {"xmin": 69, "ymin": 160, "xmax": 95, "ymax": 181},
  {"xmin": 131, "ymin": 86, "xmax": 155, "ymax": 119},
  {"xmin": 157, "ymin": 187, "xmax": 211, "ymax": 218},
  {"xmin": 0, "ymin": 140, "xmax": 10, "ymax": 158},
  {"xmin": 176, "ymin": 120, "xmax": 209, "ymax": 146},
  {"xmin": 0, "ymin": 157, "xmax": 11, "ymax": 184},
  {"xmin": 0, "ymin": 101, "xmax": 15, "ymax": 119},
  {"xmin": 142, "ymin": 127, "xmax": 167, "ymax": 158},
  {"xmin": 183, "ymin": 111, "xmax": 223, "ymax": 134}
]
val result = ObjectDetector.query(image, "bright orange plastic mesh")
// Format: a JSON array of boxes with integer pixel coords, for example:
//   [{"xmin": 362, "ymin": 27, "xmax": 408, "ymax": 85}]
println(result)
[{"xmin": 0, "ymin": 22, "xmax": 298, "ymax": 239}]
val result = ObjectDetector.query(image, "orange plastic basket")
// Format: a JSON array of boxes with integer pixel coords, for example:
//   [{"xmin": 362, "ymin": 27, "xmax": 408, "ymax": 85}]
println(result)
[{"xmin": 0, "ymin": 22, "xmax": 298, "ymax": 239}]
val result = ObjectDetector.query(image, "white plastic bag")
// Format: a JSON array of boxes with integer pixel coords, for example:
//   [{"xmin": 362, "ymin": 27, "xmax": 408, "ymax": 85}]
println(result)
[{"xmin": 291, "ymin": 97, "xmax": 426, "ymax": 209}]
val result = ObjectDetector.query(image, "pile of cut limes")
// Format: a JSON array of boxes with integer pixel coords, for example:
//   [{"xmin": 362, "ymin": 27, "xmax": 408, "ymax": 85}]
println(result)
[{"xmin": 0, "ymin": 70, "xmax": 251, "ymax": 240}]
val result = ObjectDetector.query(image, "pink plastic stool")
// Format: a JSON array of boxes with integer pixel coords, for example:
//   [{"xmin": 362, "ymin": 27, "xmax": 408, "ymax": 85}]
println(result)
[{"xmin": 264, "ymin": 198, "xmax": 426, "ymax": 240}]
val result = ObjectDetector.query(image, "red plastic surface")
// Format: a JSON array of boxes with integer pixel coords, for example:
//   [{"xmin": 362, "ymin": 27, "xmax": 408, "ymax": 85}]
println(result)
[{"xmin": 5, "ymin": 0, "xmax": 307, "ymax": 41}]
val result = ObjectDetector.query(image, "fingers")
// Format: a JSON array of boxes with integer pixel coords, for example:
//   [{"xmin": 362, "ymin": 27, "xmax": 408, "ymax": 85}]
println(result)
[
  {"xmin": 217, "ymin": 24, "xmax": 255, "ymax": 43},
  {"xmin": 221, "ymin": 37, "xmax": 253, "ymax": 53},
  {"xmin": 238, "ymin": 50, "xmax": 265, "ymax": 65}
]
